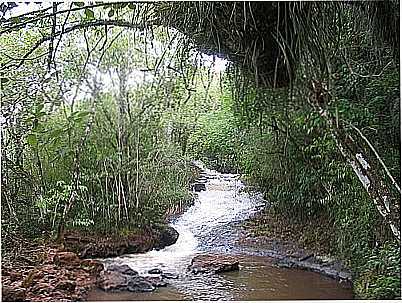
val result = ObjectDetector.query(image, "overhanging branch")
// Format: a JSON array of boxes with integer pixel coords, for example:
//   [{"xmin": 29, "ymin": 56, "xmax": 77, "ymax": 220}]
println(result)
[{"xmin": 8, "ymin": 19, "xmax": 155, "ymax": 70}]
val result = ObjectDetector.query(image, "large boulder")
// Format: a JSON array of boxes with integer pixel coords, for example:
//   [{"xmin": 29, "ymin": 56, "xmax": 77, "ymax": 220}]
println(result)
[
  {"xmin": 152, "ymin": 225, "xmax": 179, "ymax": 250},
  {"xmin": 188, "ymin": 254, "xmax": 240, "ymax": 274}
]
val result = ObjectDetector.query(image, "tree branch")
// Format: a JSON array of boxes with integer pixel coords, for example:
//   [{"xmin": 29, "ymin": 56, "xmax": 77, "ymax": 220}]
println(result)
[{"xmin": 10, "ymin": 19, "xmax": 152, "ymax": 70}]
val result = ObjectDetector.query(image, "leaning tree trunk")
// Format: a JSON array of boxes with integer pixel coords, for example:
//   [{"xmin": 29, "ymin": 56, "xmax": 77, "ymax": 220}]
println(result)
[{"xmin": 309, "ymin": 80, "xmax": 401, "ymax": 241}]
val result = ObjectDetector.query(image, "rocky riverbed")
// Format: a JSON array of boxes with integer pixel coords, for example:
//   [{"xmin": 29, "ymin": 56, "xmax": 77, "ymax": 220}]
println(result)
[{"xmin": 2, "ymin": 162, "xmax": 354, "ymax": 301}]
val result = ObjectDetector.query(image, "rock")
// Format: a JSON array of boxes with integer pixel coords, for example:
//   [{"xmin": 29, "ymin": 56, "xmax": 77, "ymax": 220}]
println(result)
[
  {"xmin": 97, "ymin": 267, "xmax": 158, "ymax": 293},
  {"xmin": 161, "ymin": 272, "xmax": 179, "ymax": 279},
  {"xmin": 192, "ymin": 183, "xmax": 206, "ymax": 192},
  {"xmin": 53, "ymin": 252, "xmax": 80, "ymax": 266},
  {"xmin": 55, "ymin": 280, "xmax": 76, "ymax": 291},
  {"xmin": 2, "ymin": 286, "xmax": 26, "ymax": 302},
  {"xmin": 189, "ymin": 254, "xmax": 240, "ymax": 274},
  {"xmin": 97, "ymin": 270, "xmax": 128, "ymax": 291},
  {"xmin": 107, "ymin": 264, "xmax": 138, "ymax": 276},
  {"xmin": 81, "ymin": 259, "xmax": 104, "ymax": 274},
  {"xmin": 144, "ymin": 276, "xmax": 168, "ymax": 287},
  {"xmin": 153, "ymin": 225, "xmax": 179, "ymax": 250},
  {"xmin": 148, "ymin": 268, "xmax": 162, "ymax": 274},
  {"xmin": 127, "ymin": 277, "xmax": 155, "ymax": 292}
]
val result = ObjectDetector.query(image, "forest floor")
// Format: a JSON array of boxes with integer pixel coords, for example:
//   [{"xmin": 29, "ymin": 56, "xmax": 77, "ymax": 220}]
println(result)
[{"xmin": 238, "ymin": 209, "xmax": 352, "ymax": 283}]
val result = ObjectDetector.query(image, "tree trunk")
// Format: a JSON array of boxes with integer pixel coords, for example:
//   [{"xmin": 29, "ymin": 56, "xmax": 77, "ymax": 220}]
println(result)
[{"xmin": 309, "ymin": 81, "xmax": 401, "ymax": 241}]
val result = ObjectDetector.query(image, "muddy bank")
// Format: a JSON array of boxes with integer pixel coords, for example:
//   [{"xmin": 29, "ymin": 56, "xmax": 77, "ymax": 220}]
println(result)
[
  {"xmin": 64, "ymin": 224, "xmax": 178, "ymax": 259},
  {"xmin": 238, "ymin": 210, "xmax": 352, "ymax": 283}
]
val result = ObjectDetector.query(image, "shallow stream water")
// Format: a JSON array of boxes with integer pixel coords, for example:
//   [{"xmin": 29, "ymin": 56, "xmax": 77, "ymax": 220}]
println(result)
[{"xmin": 88, "ymin": 162, "xmax": 353, "ymax": 300}]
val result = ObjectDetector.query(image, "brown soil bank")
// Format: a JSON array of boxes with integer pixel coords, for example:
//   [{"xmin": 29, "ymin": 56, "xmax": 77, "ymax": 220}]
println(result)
[
  {"xmin": 2, "ymin": 248, "xmax": 103, "ymax": 302},
  {"xmin": 1, "ymin": 224, "xmax": 179, "ymax": 301},
  {"xmin": 64, "ymin": 224, "xmax": 179, "ymax": 258}
]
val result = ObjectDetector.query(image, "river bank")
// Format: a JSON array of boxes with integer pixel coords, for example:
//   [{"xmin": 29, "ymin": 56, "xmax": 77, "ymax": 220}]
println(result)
[
  {"xmin": 1, "ymin": 224, "xmax": 180, "ymax": 302},
  {"xmin": 2, "ymin": 163, "xmax": 354, "ymax": 301},
  {"xmin": 87, "ymin": 163, "xmax": 353, "ymax": 300},
  {"xmin": 238, "ymin": 209, "xmax": 352, "ymax": 282}
]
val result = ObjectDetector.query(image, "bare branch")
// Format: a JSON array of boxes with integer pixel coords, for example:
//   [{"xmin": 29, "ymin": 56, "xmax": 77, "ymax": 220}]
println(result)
[{"xmin": 7, "ymin": 19, "xmax": 152, "ymax": 70}]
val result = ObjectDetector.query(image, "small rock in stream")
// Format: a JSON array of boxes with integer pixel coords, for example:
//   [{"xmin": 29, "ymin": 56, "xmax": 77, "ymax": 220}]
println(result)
[
  {"xmin": 189, "ymin": 254, "xmax": 240, "ymax": 274},
  {"xmin": 97, "ymin": 265, "xmax": 167, "ymax": 292},
  {"xmin": 148, "ymin": 268, "xmax": 163, "ymax": 274},
  {"xmin": 192, "ymin": 183, "xmax": 206, "ymax": 192},
  {"xmin": 144, "ymin": 276, "xmax": 168, "ymax": 287},
  {"xmin": 127, "ymin": 277, "xmax": 155, "ymax": 292},
  {"xmin": 97, "ymin": 270, "xmax": 128, "ymax": 291}
]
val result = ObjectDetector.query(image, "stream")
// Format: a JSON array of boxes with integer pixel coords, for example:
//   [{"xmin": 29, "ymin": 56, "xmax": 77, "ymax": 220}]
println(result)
[{"xmin": 88, "ymin": 162, "xmax": 353, "ymax": 300}]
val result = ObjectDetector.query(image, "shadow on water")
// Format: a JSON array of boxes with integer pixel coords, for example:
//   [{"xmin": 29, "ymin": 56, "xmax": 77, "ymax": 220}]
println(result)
[{"xmin": 87, "ymin": 161, "xmax": 354, "ymax": 301}]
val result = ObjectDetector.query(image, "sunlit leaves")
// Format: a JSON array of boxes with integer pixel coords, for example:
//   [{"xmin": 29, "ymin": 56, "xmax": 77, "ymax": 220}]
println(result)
[
  {"xmin": 84, "ymin": 8, "xmax": 94, "ymax": 20},
  {"xmin": 27, "ymin": 133, "xmax": 38, "ymax": 147}
]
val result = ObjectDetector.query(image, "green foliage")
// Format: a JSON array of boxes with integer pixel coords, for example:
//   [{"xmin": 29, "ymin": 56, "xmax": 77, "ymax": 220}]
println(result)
[
  {"xmin": 1, "ymin": 2, "xmax": 400, "ymax": 300},
  {"xmin": 187, "ymin": 103, "xmax": 241, "ymax": 172},
  {"xmin": 354, "ymin": 243, "xmax": 401, "ymax": 299}
]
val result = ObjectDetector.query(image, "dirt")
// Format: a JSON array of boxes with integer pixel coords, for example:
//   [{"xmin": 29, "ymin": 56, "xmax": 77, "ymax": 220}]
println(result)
[
  {"xmin": 2, "ymin": 247, "xmax": 103, "ymax": 302},
  {"xmin": 1, "ymin": 224, "xmax": 180, "ymax": 302}
]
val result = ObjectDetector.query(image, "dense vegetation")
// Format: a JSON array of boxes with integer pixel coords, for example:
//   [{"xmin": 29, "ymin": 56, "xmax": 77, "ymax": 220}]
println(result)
[{"xmin": 1, "ymin": 1, "xmax": 400, "ymax": 300}]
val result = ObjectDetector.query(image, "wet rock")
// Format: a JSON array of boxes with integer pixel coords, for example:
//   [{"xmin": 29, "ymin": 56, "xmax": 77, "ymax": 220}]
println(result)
[
  {"xmin": 144, "ymin": 276, "xmax": 168, "ymax": 287},
  {"xmin": 161, "ymin": 272, "xmax": 179, "ymax": 279},
  {"xmin": 192, "ymin": 183, "xmax": 206, "ymax": 192},
  {"xmin": 189, "ymin": 254, "xmax": 240, "ymax": 274},
  {"xmin": 2, "ymin": 285, "xmax": 26, "ymax": 302},
  {"xmin": 127, "ymin": 277, "xmax": 155, "ymax": 292},
  {"xmin": 107, "ymin": 264, "xmax": 138, "ymax": 276},
  {"xmin": 97, "ymin": 270, "xmax": 128, "ymax": 291},
  {"xmin": 153, "ymin": 225, "xmax": 179, "ymax": 250},
  {"xmin": 148, "ymin": 268, "xmax": 162, "ymax": 274},
  {"xmin": 97, "ymin": 267, "xmax": 160, "ymax": 293},
  {"xmin": 53, "ymin": 251, "xmax": 80, "ymax": 266}
]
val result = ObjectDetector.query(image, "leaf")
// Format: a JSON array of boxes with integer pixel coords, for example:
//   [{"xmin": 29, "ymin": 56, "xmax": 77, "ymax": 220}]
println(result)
[
  {"xmin": 36, "ymin": 103, "xmax": 45, "ymax": 113},
  {"xmin": 85, "ymin": 8, "xmax": 94, "ymax": 19},
  {"xmin": 1, "ymin": 77, "xmax": 9, "ymax": 84},
  {"xmin": 76, "ymin": 111, "xmax": 90, "ymax": 118},
  {"xmin": 108, "ymin": 9, "xmax": 114, "ymax": 17},
  {"xmin": 27, "ymin": 134, "xmax": 38, "ymax": 147},
  {"xmin": 50, "ymin": 128, "xmax": 65, "ymax": 138},
  {"xmin": 74, "ymin": 2, "xmax": 85, "ymax": 7},
  {"xmin": 128, "ymin": 3, "xmax": 136, "ymax": 9},
  {"xmin": 10, "ymin": 16, "xmax": 20, "ymax": 23}
]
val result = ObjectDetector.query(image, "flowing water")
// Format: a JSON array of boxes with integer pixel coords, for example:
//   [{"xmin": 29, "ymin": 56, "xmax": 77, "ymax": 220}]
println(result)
[{"xmin": 88, "ymin": 162, "xmax": 353, "ymax": 300}]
